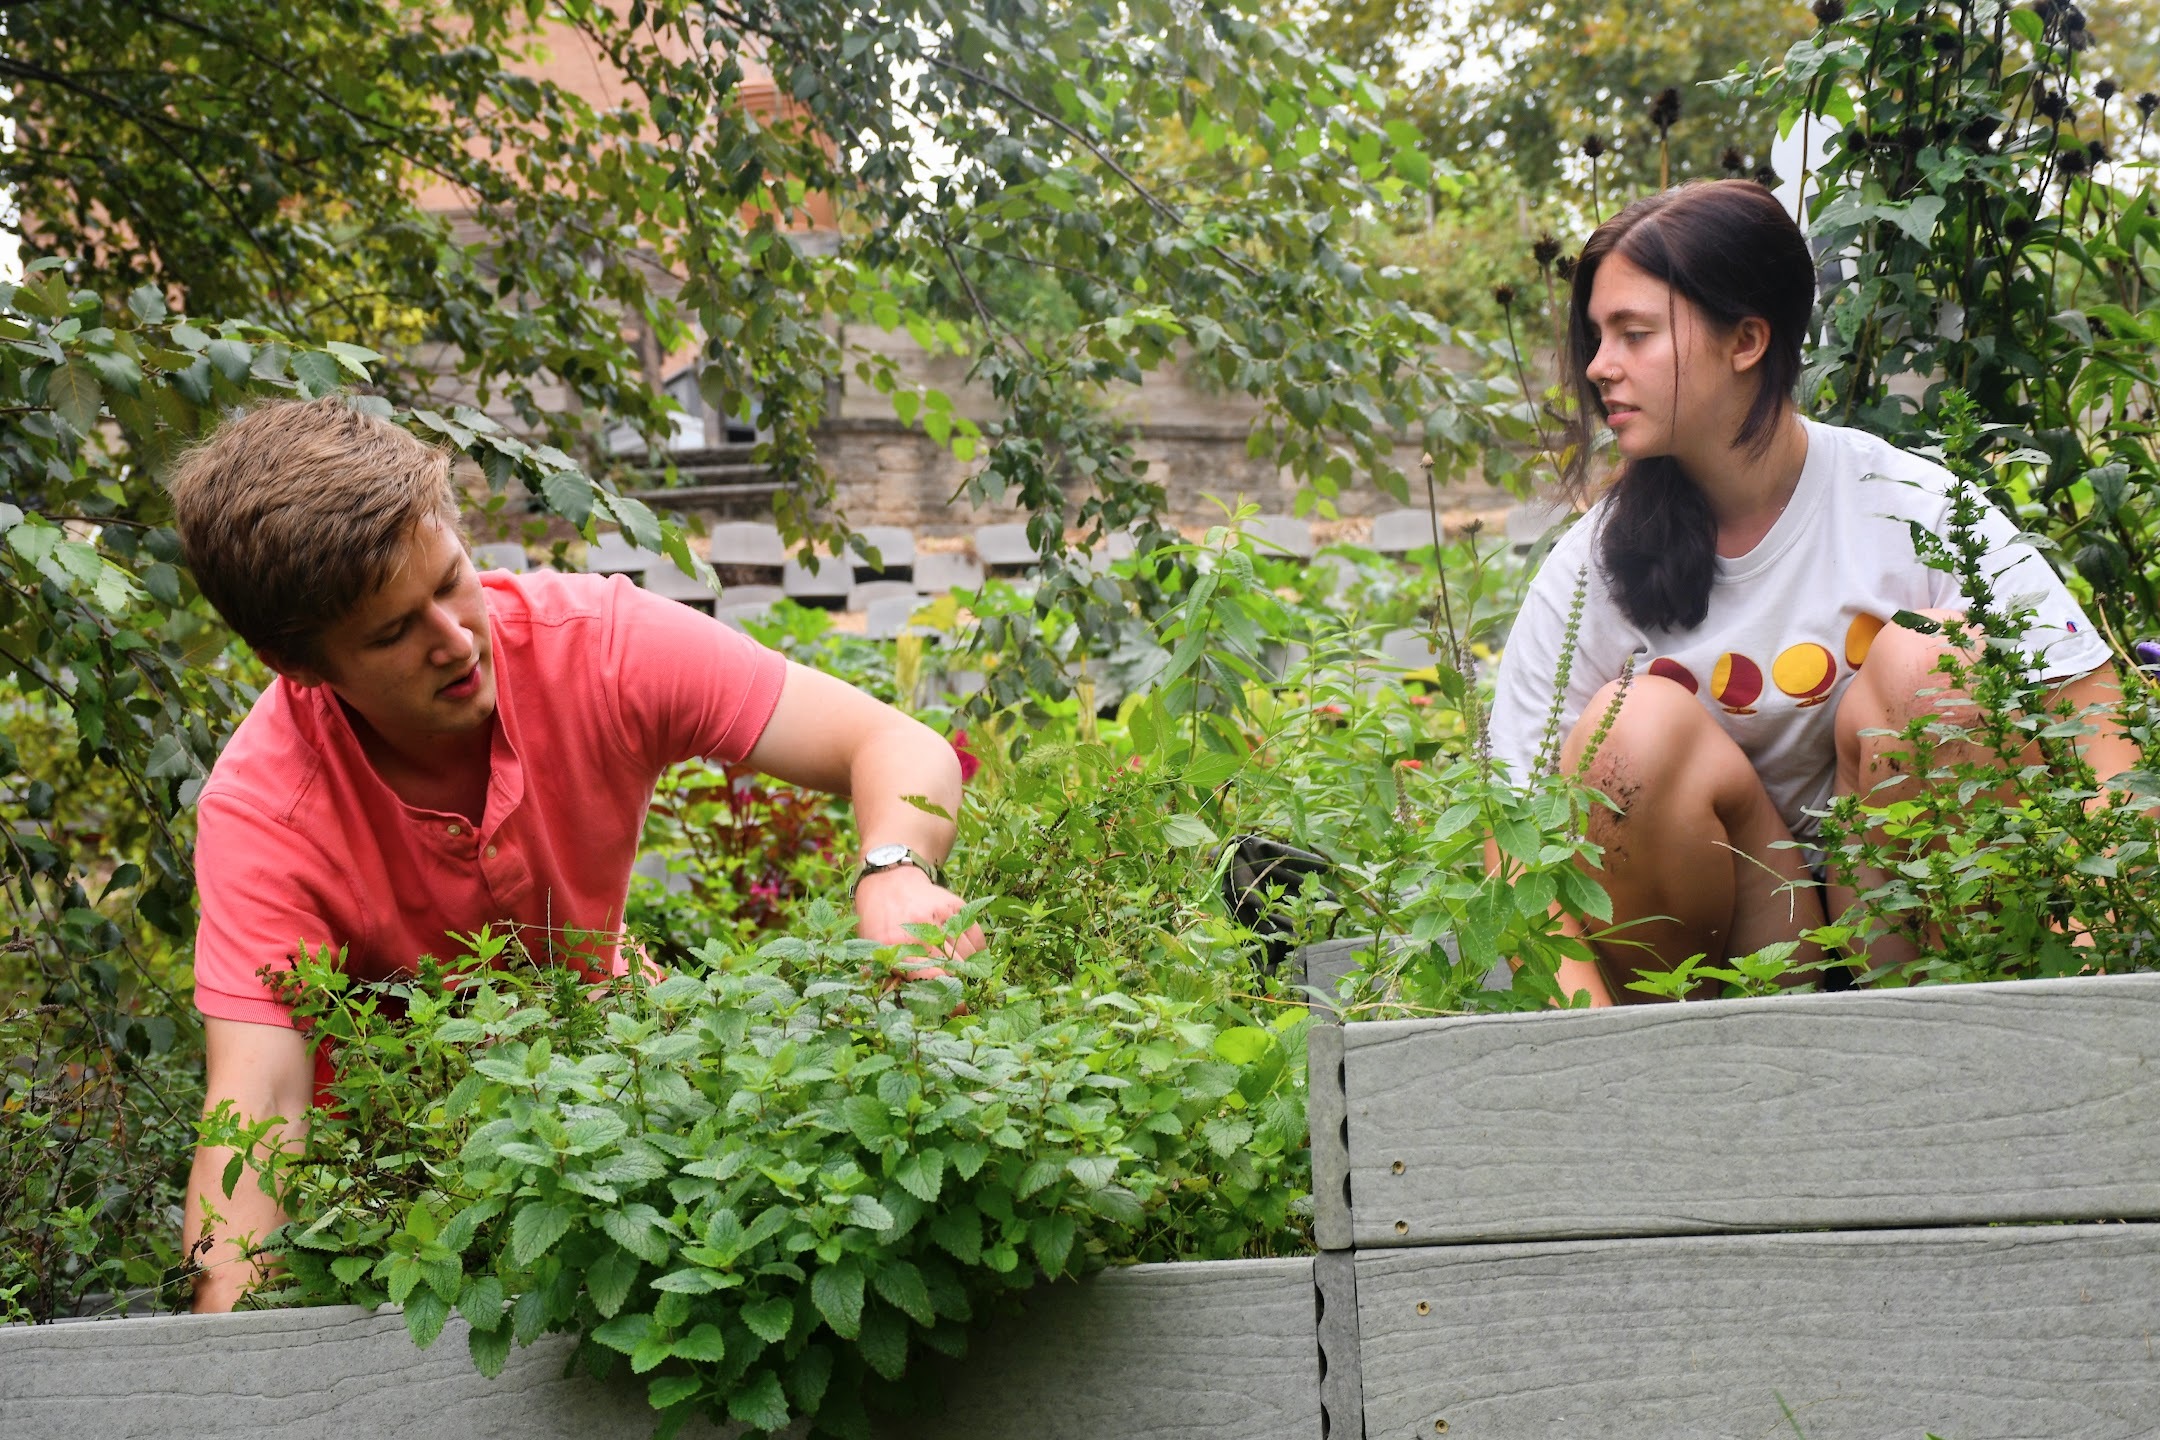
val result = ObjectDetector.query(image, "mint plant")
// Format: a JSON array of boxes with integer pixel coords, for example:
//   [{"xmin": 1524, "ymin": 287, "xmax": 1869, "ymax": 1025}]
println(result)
[{"xmin": 215, "ymin": 905, "xmax": 1308, "ymax": 1436}]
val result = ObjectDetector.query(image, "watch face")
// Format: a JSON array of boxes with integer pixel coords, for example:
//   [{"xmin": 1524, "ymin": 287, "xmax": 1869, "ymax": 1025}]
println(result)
[{"xmin": 864, "ymin": 843, "xmax": 911, "ymax": 868}]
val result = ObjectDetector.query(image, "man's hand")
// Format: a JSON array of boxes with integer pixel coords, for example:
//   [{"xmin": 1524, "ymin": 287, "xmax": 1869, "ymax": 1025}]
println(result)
[{"xmin": 854, "ymin": 863, "xmax": 985, "ymax": 975}]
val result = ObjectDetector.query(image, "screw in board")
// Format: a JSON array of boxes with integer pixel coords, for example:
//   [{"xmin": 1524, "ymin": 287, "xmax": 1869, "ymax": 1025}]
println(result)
[
  {"xmin": 1391, "ymin": 1159, "xmax": 1406, "ymax": 1174},
  {"xmin": 1433, "ymin": 1420, "xmax": 1450, "ymax": 1433},
  {"xmin": 1394, "ymin": 1219, "xmax": 1408, "ymax": 1235},
  {"xmin": 1415, "ymin": 1301, "xmax": 1430, "ymax": 1316}
]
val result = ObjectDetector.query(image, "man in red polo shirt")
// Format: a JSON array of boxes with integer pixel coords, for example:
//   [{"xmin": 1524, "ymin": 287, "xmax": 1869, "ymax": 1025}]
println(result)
[{"xmin": 170, "ymin": 397, "xmax": 981, "ymax": 1312}]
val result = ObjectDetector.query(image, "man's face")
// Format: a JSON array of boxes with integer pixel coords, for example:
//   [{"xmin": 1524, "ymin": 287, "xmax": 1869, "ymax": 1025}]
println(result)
[{"xmin": 280, "ymin": 516, "xmax": 496, "ymax": 750}]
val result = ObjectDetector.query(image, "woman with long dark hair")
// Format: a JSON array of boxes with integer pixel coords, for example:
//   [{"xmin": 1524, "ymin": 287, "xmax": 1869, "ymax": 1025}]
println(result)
[{"xmin": 1487, "ymin": 179, "xmax": 2132, "ymax": 1004}]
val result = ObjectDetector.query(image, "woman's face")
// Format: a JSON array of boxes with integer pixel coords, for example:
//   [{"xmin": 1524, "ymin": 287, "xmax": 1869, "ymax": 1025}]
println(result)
[{"xmin": 1582, "ymin": 252, "xmax": 1753, "ymax": 467}]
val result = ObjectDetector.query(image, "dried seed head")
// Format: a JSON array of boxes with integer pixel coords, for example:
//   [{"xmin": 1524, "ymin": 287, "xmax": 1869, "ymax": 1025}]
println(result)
[
  {"xmin": 1582, "ymin": 132, "xmax": 1607, "ymax": 159},
  {"xmin": 2087, "ymin": 138, "xmax": 2109, "ymax": 165},
  {"xmin": 1491, "ymin": 284, "xmax": 1518, "ymax": 309},
  {"xmin": 1555, "ymin": 254, "xmax": 1579, "ymax": 283},
  {"xmin": 1752, "ymin": 164, "xmax": 1781, "ymax": 188},
  {"xmin": 1811, "ymin": 0, "xmax": 1846, "ymax": 25},
  {"xmin": 2007, "ymin": 214, "xmax": 2034, "ymax": 240},
  {"xmin": 1531, "ymin": 232, "xmax": 1562, "ymax": 269},
  {"xmin": 1720, "ymin": 145, "xmax": 1747, "ymax": 173},
  {"xmin": 1844, "ymin": 127, "xmax": 1870, "ymax": 154},
  {"xmin": 1963, "ymin": 115, "xmax": 2000, "ymax": 151},
  {"xmin": 1648, "ymin": 87, "xmax": 1683, "ymax": 131},
  {"xmin": 2034, "ymin": 86, "xmax": 2069, "ymax": 122},
  {"xmin": 2139, "ymin": 92, "xmax": 2159, "ymax": 118},
  {"xmin": 2096, "ymin": 78, "xmax": 2119, "ymax": 102},
  {"xmin": 1930, "ymin": 28, "xmax": 1960, "ymax": 53},
  {"xmin": 1898, "ymin": 124, "xmax": 1925, "ymax": 151},
  {"xmin": 2059, "ymin": 147, "xmax": 2089, "ymax": 177}
]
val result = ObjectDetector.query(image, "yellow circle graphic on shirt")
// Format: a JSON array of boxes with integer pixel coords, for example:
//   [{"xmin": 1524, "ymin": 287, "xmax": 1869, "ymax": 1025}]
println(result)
[
  {"xmin": 1773, "ymin": 642, "xmax": 1837, "ymax": 707},
  {"xmin": 1846, "ymin": 612, "xmax": 1887, "ymax": 669}
]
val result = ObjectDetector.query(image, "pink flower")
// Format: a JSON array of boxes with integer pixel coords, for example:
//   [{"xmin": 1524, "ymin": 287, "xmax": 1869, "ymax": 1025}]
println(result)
[
  {"xmin": 950, "ymin": 729, "xmax": 980, "ymax": 784},
  {"xmin": 1407, "ymin": 693, "xmax": 1434, "ymax": 707}
]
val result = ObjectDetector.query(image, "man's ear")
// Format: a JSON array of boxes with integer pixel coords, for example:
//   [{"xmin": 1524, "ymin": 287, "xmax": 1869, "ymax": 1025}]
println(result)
[
  {"xmin": 260, "ymin": 647, "xmax": 330, "ymax": 689},
  {"xmin": 1729, "ymin": 315, "xmax": 1774, "ymax": 375}
]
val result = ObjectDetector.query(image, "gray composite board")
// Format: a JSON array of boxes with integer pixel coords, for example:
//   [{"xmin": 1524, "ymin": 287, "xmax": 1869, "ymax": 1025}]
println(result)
[
  {"xmin": 0, "ymin": 1259, "xmax": 1319, "ymax": 1440},
  {"xmin": 1340, "ymin": 974, "xmax": 2160, "ymax": 1247},
  {"xmin": 889, "ymin": 1257, "xmax": 1321, "ymax": 1440},
  {"xmin": 1352, "ymin": 1223, "xmax": 2160, "ymax": 1439}
]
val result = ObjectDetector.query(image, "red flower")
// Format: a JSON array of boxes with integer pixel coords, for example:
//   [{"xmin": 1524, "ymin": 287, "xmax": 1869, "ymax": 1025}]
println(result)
[
  {"xmin": 1407, "ymin": 693, "xmax": 1434, "ymax": 707},
  {"xmin": 950, "ymin": 729, "xmax": 980, "ymax": 783},
  {"xmin": 1315, "ymin": 703, "xmax": 1346, "ymax": 717},
  {"xmin": 1397, "ymin": 758, "xmax": 1423, "ymax": 770}
]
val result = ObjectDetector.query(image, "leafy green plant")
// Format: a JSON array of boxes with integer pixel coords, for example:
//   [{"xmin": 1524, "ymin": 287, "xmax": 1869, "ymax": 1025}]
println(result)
[
  {"xmin": 1728, "ymin": 0, "xmax": 2160, "ymax": 637},
  {"xmin": 219, "ymin": 908, "xmax": 1308, "ymax": 1436},
  {"xmin": 1806, "ymin": 393, "xmax": 2160, "ymax": 982}
]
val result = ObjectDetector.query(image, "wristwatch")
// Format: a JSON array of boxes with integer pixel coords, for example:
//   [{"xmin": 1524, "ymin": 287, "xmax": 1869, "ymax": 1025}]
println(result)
[{"xmin": 852, "ymin": 843, "xmax": 939, "ymax": 895}]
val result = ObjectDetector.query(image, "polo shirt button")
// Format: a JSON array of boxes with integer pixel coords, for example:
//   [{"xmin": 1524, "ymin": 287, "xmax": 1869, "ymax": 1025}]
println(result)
[
  {"xmin": 486, "ymin": 845, "xmax": 497, "ymax": 859},
  {"xmin": 447, "ymin": 824, "xmax": 463, "ymax": 837}
]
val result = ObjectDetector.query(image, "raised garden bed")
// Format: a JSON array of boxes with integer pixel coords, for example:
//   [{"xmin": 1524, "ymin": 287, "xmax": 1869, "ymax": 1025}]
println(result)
[{"xmin": 7, "ymin": 970, "xmax": 2157, "ymax": 1438}]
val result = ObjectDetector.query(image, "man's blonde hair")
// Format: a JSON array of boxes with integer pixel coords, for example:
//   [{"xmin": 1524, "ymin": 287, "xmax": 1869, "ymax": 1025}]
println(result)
[{"xmin": 168, "ymin": 397, "xmax": 459, "ymax": 666}]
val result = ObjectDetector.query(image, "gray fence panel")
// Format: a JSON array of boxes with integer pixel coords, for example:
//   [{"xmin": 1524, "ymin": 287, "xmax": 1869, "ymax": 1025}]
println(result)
[
  {"xmin": 1352, "ymin": 1224, "xmax": 2160, "ymax": 1439},
  {"xmin": 1, "ymin": 1260, "xmax": 1320, "ymax": 1440},
  {"xmin": 1342, "ymin": 974, "xmax": 2160, "ymax": 1247}
]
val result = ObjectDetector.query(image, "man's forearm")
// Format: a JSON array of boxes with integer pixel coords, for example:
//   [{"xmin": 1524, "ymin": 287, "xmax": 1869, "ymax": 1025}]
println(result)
[
  {"xmin": 846, "ymin": 722, "xmax": 963, "ymax": 863},
  {"xmin": 182, "ymin": 1130, "xmax": 294, "ymax": 1312}
]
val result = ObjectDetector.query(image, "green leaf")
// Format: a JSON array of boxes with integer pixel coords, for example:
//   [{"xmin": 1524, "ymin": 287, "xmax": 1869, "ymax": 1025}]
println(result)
[
  {"xmin": 1029, "ymin": 1214, "xmax": 1077, "ymax": 1274},
  {"xmin": 538, "ymin": 470, "xmax": 595, "ymax": 528},
  {"xmin": 588, "ymin": 1246, "xmax": 640, "ymax": 1319},
  {"xmin": 457, "ymin": 1274, "xmax": 506, "ymax": 1332},
  {"xmin": 673, "ymin": 1322, "xmax": 727, "ymax": 1362},
  {"xmin": 592, "ymin": 1312, "xmax": 654, "ymax": 1355},
  {"xmin": 1067, "ymin": 1154, "xmax": 1117, "ymax": 1189},
  {"xmin": 1211, "ymin": 1027, "xmax": 1275, "ymax": 1065},
  {"xmin": 403, "ymin": 1290, "xmax": 451, "ymax": 1349},
  {"xmin": 893, "ymin": 1147, "xmax": 944, "ymax": 1203},
  {"xmin": 811, "ymin": 1262, "xmax": 865, "ymax": 1337},
  {"xmin": 47, "ymin": 361, "xmax": 103, "ymax": 434},
  {"xmin": 510, "ymin": 1202, "xmax": 574, "ymax": 1265},
  {"xmin": 1162, "ymin": 813, "xmax": 1218, "ymax": 848},
  {"xmin": 846, "ymin": 1194, "xmax": 895, "ymax": 1231},
  {"xmin": 291, "ymin": 349, "xmax": 345, "ymax": 398},
  {"xmin": 839, "ymin": 1093, "xmax": 893, "ymax": 1146},
  {"xmin": 946, "ymin": 1140, "xmax": 989, "ymax": 1181},
  {"xmin": 647, "ymin": 1374, "xmax": 702, "ymax": 1410},
  {"xmin": 870, "ymin": 1260, "xmax": 934, "ymax": 1325},
  {"xmin": 631, "ymin": 1333, "xmax": 673, "ymax": 1374},
  {"xmin": 651, "ymin": 1267, "xmax": 723, "ymax": 1294},
  {"xmin": 602, "ymin": 1203, "xmax": 671, "ymax": 1265},
  {"xmin": 742, "ymin": 1294, "xmax": 794, "ymax": 1343},
  {"xmin": 856, "ymin": 1302, "xmax": 910, "ymax": 1380},
  {"xmin": 324, "ymin": 340, "xmax": 381, "ymax": 377},
  {"xmin": 727, "ymin": 1369, "xmax": 791, "ymax": 1431},
  {"xmin": 468, "ymin": 1323, "xmax": 512, "ymax": 1379}
]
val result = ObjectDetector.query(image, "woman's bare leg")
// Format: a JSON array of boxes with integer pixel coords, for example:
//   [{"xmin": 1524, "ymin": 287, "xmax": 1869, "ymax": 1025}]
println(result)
[{"xmin": 1561, "ymin": 675, "xmax": 1824, "ymax": 1001}]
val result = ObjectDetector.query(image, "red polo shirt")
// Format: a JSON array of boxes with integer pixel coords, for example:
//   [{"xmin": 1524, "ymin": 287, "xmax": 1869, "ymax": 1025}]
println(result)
[{"xmin": 191, "ymin": 570, "xmax": 786, "ymax": 1027}]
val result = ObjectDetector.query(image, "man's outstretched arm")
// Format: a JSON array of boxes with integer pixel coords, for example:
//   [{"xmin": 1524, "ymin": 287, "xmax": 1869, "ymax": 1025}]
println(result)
[
  {"xmin": 183, "ymin": 1016, "xmax": 313, "ymax": 1313},
  {"xmin": 746, "ymin": 660, "xmax": 985, "ymax": 959}
]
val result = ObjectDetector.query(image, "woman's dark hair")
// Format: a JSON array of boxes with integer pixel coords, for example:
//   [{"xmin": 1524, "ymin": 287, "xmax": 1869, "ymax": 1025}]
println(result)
[{"xmin": 1562, "ymin": 180, "xmax": 1816, "ymax": 632}]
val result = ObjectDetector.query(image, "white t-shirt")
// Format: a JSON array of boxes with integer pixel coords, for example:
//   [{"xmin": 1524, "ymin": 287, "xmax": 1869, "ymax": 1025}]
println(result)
[{"xmin": 1488, "ymin": 418, "xmax": 2109, "ymax": 838}]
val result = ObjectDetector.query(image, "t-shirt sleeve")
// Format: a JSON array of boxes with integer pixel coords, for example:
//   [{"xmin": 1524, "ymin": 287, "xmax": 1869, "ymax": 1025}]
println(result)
[
  {"xmin": 1929, "ymin": 500, "xmax": 2111, "ymax": 682},
  {"xmin": 192, "ymin": 794, "xmax": 342, "ymax": 1028},
  {"xmin": 606, "ymin": 576, "xmax": 789, "ymax": 767},
  {"xmin": 1489, "ymin": 549, "xmax": 1624, "ymax": 785}
]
